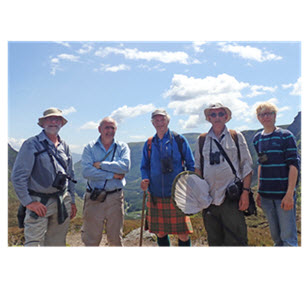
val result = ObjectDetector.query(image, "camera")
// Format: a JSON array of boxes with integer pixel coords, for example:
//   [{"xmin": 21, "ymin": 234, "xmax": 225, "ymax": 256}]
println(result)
[
  {"xmin": 258, "ymin": 152, "xmax": 268, "ymax": 164},
  {"xmin": 161, "ymin": 157, "xmax": 173, "ymax": 174},
  {"xmin": 90, "ymin": 188, "xmax": 107, "ymax": 202},
  {"xmin": 226, "ymin": 178, "xmax": 243, "ymax": 201},
  {"xmin": 52, "ymin": 171, "xmax": 67, "ymax": 190},
  {"xmin": 210, "ymin": 151, "xmax": 220, "ymax": 165}
]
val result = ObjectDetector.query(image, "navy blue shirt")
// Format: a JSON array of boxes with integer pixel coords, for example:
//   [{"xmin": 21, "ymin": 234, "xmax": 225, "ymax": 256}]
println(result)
[{"xmin": 253, "ymin": 128, "xmax": 300, "ymax": 199}]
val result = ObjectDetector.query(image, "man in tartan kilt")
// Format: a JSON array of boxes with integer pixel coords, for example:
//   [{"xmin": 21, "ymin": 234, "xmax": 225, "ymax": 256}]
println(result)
[{"xmin": 140, "ymin": 109, "xmax": 195, "ymax": 246}]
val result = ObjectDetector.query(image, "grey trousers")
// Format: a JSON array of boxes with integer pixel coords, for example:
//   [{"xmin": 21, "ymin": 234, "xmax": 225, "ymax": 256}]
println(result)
[{"xmin": 24, "ymin": 193, "xmax": 72, "ymax": 246}]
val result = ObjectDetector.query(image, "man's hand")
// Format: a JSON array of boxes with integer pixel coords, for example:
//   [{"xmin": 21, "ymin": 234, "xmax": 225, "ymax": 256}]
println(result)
[
  {"xmin": 26, "ymin": 202, "xmax": 47, "ymax": 217},
  {"xmin": 238, "ymin": 191, "xmax": 249, "ymax": 211},
  {"xmin": 113, "ymin": 173, "xmax": 125, "ymax": 180},
  {"xmin": 281, "ymin": 193, "xmax": 294, "ymax": 211},
  {"xmin": 70, "ymin": 203, "xmax": 77, "ymax": 219},
  {"xmin": 140, "ymin": 179, "xmax": 150, "ymax": 191},
  {"xmin": 256, "ymin": 193, "xmax": 262, "ymax": 208},
  {"xmin": 93, "ymin": 162, "xmax": 101, "ymax": 169}
]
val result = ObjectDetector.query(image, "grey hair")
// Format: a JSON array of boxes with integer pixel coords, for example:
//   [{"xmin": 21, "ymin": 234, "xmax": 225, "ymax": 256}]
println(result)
[{"xmin": 99, "ymin": 117, "xmax": 118, "ymax": 128}]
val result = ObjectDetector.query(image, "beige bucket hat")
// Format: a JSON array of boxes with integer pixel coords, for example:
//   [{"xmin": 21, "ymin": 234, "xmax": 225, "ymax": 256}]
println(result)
[
  {"xmin": 38, "ymin": 107, "xmax": 68, "ymax": 127},
  {"xmin": 204, "ymin": 103, "xmax": 232, "ymax": 123}
]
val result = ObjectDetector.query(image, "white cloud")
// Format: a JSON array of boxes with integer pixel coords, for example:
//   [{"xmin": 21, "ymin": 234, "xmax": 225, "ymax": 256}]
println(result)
[
  {"xmin": 179, "ymin": 115, "xmax": 200, "ymax": 130},
  {"xmin": 77, "ymin": 44, "xmax": 93, "ymax": 54},
  {"xmin": 61, "ymin": 106, "xmax": 77, "ymax": 115},
  {"xmin": 55, "ymin": 41, "xmax": 71, "ymax": 48},
  {"xmin": 50, "ymin": 53, "xmax": 79, "ymax": 75},
  {"xmin": 110, "ymin": 103, "xmax": 156, "ymax": 123},
  {"xmin": 246, "ymin": 85, "xmax": 277, "ymax": 98},
  {"xmin": 164, "ymin": 73, "xmax": 249, "ymax": 101},
  {"xmin": 192, "ymin": 41, "xmax": 206, "ymax": 53},
  {"xmin": 8, "ymin": 137, "xmax": 26, "ymax": 151},
  {"xmin": 219, "ymin": 43, "xmax": 282, "ymax": 62},
  {"xmin": 80, "ymin": 121, "xmax": 99, "ymax": 130},
  {"xmin": 164, "ymin": 73, "xmax": 251, "ymax": 129},
  {"xmin": 100, "ymin": 64, "xmax": 130, "ymax": 72},
  {"xmin": 95, "ymin": 47, "xmax": 193, "ymax": 64},
  {"xmin": 282, "ymin": 77, "xmax": 301, "ymax": 95},
  {"xmin": 57, "ymin": 54, "xmax": 79, "ymax": 62}
]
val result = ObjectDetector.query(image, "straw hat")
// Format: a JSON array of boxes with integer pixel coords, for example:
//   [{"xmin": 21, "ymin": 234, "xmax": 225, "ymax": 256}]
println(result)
[
  {"xmin": 38, "ymin": 107, "xmax": 68, "ymax": 127},
  {"xmin": 204, "ymin": 103, "xmax": 232, "ymax": 123}
]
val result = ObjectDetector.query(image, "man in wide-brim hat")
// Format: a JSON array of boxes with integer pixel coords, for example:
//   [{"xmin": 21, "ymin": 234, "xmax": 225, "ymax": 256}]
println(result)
[
  {"xmin": 37, "ymin": 107, "xmax": 68, "ymax": 127},
  {"xmin": 11, "ymin": 107, "xmax": 77, "ymax": 246},
  {"xmin": 194, "ymin": 102, "xmax": 253, "ymax": 246}
]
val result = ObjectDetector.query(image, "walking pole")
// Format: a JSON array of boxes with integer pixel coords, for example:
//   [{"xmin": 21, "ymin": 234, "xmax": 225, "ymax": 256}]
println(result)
[{"xmin": 139, "ymin": 191, "xmax": 147, "ymax": 247}]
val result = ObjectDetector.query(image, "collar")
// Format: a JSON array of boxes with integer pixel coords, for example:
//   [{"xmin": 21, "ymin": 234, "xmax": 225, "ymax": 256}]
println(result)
[
  {"xmin": 96, "ymin": 136, "xmax": 116, "ymax": 152},
  {"xmin": 208, "ymin": 125, "xmax": 228, "ymax": 140},
  {"xmin": 153, "ymin": 128, "xmax": 171, "ymax": 143},
  {"xmin": 39, "ymin": 130, "xmax": 62, "ymax": 145}
]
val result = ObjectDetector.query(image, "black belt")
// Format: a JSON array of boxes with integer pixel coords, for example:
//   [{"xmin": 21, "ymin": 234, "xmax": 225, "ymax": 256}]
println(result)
[
  {"xmin": 86, "ymin": 188, "xmax": 122, "ymax": 195},
  {"xmin": 28, "ymin": 189, "xmax": 68, "ymax": 224}
]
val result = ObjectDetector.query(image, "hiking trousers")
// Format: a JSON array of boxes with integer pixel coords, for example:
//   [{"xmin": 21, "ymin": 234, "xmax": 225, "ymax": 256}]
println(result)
[
  {"xmin": 202, "ymin": 197, "xmax": 248, "ymax": 246},
  {"xmin": 81, "ymin": 190, "xmax": 124, "ymax": 246},
  {"xmin": 24, "ymin": 193, "xmax": 72, "ymax": 246}
]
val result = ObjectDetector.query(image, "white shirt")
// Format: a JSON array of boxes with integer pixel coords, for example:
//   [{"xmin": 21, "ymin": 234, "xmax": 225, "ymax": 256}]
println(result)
[{"xmin": 194, "ymin": 126, "xmax": 253, "ymax": 206}]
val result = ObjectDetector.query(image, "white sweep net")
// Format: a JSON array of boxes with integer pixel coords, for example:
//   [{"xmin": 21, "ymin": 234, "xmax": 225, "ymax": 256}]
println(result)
[{"xmin": 172, "ymin": 171, "xmax": 213, "ymax": 215}]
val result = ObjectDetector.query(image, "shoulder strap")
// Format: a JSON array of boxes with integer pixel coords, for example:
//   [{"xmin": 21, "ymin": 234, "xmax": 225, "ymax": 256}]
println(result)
[
  {"xmin": 198, "ymin": 133, "xmax": 207, "ymax": 178},
  {"xmin": 198, "ymin": 131, "xmax": 240, "ymax": 178},
  {"xmin": 147, "ymin": 136, "xmax": 153, "ymax": 159},
  {"xmin": 213, "ymin": 139, "xmax": 238, "ymax": 178},
  {"xmin": 229, "ymin": 129, "xmax": 240, "ymax": 160},
  {"xmin": 172, "ymin": 131, "xmax": 185, "ymax": 164}
]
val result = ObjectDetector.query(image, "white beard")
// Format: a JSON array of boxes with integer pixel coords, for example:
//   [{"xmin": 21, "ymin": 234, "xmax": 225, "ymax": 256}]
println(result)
[{"xmin": 44, "ymin": 124, "xmax": 62, "ymax": 136}]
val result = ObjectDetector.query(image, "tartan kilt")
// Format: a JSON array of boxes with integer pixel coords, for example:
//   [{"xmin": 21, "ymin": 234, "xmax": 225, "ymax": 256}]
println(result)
[{"xmin": 145, "ymin": 193, "xmax": 193, "ymax": 235}]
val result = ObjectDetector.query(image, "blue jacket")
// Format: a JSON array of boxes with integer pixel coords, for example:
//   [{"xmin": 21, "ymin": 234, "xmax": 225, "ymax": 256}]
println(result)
[{"xmin": 140, "ymin": 129, "xmax": 195, "ymax": 198}]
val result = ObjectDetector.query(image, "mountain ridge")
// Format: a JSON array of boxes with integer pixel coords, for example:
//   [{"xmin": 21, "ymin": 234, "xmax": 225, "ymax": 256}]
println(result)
[{"xmin": 8, "ymin": 112, "xmax": 301, "ymax": 219}]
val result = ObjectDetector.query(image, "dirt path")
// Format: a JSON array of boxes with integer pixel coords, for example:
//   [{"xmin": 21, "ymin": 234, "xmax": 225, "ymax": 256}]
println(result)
[{"xmin": 66, "ymin": 228, "xmax": 207, "ymax": 247}]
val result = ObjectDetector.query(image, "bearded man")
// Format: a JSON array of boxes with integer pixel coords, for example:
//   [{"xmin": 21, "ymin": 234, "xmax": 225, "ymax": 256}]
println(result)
[{"xmin": 12, "ymin": 108, "xmax": 77, "ymax": 246}]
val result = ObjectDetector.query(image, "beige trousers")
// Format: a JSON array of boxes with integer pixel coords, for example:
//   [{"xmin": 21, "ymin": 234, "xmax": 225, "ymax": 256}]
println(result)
[
  {"xmin": 81, "ymin": 190, "xmax": 124, "ymax": 246},
  {"xmin": 24, "ymin": 193, "xmax": 72, "ymax": 246}
]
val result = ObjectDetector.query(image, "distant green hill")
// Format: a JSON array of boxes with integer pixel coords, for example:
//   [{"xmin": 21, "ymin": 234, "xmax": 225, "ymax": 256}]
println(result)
[{"xmin": 8, "ymin": 112, "xmax": 301, "ymax": 224}]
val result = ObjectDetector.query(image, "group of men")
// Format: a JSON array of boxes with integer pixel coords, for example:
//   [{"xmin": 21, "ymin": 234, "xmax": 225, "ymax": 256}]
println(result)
[{"xmin": 11, "ymin": 102, "xmax": 300, "ymax": 247}]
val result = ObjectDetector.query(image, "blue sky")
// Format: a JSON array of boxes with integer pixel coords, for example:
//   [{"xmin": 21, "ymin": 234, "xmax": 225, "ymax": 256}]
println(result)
[
  {"xmin": 8, "ymin": 41, "xmax": 301, "ymax": 154},
  {"xmin": 2, "ymin": 0, "xmax": 307, "ymax": 297}
]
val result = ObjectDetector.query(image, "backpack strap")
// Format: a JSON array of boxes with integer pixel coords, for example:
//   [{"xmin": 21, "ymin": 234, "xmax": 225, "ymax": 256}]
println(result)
[
  {"xmin": 172, "ymin": 131, "xmax": 185, "ymax": 166},
  {"xmin": 229, "ymin": 129, "xmax": 240, "ymax": 160},
  {"xmin": 147, "ymin": 136, "xmax": 153, "ymax": 159},
  {"xmin": 198, "ymin": 133, "xmax": 207, "ymax": 178},
  {"xmin": 146, "ymin": 132, "xmax": 185, "ymax": 169}
]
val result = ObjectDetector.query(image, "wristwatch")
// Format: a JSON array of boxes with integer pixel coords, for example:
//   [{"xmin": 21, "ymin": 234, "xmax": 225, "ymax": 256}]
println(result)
[{"xmin": 242, "ymin": 187, "xmax": 250, "ymax": 192}]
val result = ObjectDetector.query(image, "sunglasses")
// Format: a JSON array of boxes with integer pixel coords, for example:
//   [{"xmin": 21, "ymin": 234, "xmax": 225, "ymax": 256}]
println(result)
[
  {"xmin": 258, "ymin": 111, "xmax": 275, "ymax": 118},
  {"xmin": 209, "ymin": 112, "xmax": 226, "ymax": 118}
]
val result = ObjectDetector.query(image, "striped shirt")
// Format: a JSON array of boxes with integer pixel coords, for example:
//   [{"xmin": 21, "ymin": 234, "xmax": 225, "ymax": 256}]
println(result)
[{"xmin": 253, "ymin": 127, "xmax": 300, "ymax": 199}]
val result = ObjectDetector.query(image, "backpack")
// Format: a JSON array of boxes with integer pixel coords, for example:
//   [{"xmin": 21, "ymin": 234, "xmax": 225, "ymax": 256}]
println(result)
[
  {"xmin": 198, "ymin": 129, "xmax": 240, "ymax": 178},
  {"xmin": 147, "ymin": 131, "xmax": 185, "ymax": 167}
]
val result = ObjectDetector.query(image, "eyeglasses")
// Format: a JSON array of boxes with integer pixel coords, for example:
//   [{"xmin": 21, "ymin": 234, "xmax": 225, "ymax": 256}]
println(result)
[
  {"xmin": 258, "ymin": 111, "xmax": 275, "ymax": 118},
  {"xmin": 209, "ymin": 112, "xmax": 225, "ymax": 118},
  {"xmin": 45, "ymin": 116, "xmax": 62, "ymax": 122}
]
